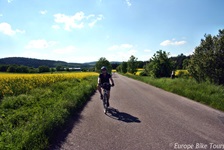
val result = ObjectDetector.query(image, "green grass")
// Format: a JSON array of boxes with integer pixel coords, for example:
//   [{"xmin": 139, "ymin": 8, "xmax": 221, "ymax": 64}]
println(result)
[
  {"xmin": 0, "ymin": 76, "xmax": 97, "ymax": 150},
  {"xmin": 124, "ymin": 73, "xmax": 224, "ymax": 112}
]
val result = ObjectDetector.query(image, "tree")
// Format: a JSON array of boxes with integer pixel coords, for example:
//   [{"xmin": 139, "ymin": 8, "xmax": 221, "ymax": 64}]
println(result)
[
  {"xmin": 137, "ymin": 61, "xmax": 145, "ymax": 68},
  {"xmin": 145, "ymin": 50, "xmax": 173, "ymax": 78},
  {"xmin": 56, "ymin": 66, "xmax": 64, "ymax": 71},
  {"xmin": 170, "ymin": 54, "xmax": 190, "ymax": 69},
  {"xmin": 188, "ymin": 29, "xmax": 224, "ymax": 85},
  {"xmin": 116, "ymin": 61, "xmax": 127, "ymax": 73},
  {"xmin": 127, "ymin": 55, "xmax": 138, "ymax": 74},
  {"xmin": 182, "ymin": 59, "xmax": 189, "ymax": 69},
  {"xmin": 95, "ymin": 57, "xmax": 112, "ymax": 73},
  {"xmin": 7, "ymin": 65, "xmax": 17, "ymax": 73},
  {"xmin": 17, "ymin": 65, "xmax": 29, "ymax": 73},
  {"xmin": 111, "ymin": 63, "xmax": 120, "ymax": 69},
  {"xmin": 50, "ymin": 68, "xmax": 55, "ymax": 73},
  {"xmin": 0, "ymin": 65, "xmax": 9, "ymax": 72},
  {"xmin": 121, "ymin": 61, "xmax": 128, "ymax": 73},
  {"xmin": 38, "ymin": 66, "xmax": 50, "ymax": 73}
]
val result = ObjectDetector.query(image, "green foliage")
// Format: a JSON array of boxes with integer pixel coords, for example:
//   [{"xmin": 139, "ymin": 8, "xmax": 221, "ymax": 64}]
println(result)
[
  {"xmin": 170, "ymin": 54, "xmax": 190, "ymax": 70},
  {"xmin": 137, "ymin": 61, "xmax": 146, "ymax": 68},
  {"xmin": 139, "ymin": 71, "xmax": 147, "ymax": 76},
  {"xmin": 188, "ymin": 29, "xmax": 224, "ymax": 85},
  {"xmin": 116, "ymin": 61, "xmax": 128, "ymax": 73},
  {"xmin": 127, "ymin": 55, "xmax": 138, "ymax": 74},
  {"xmin": 7, "ymin": 65, "xmax": 16, "ymax": 73},
  {"xmin": 182, "ymin": 59, "xmax": 189, "ymax": 69},
  {"xmin": 0, "ymin": 65, "xmax": 9, "ymax": 72},
  {"xmin": 111, "ymin": 63, "xmax": 120, "ymax": 70},
  {"xmin": 145, "ymin": 50, "xmax": 173, "ymax": 78},
  {"xmin": 50, "ymin": 68, "xmax": 55, "ymax": 73},
  {"xmin": 95, "ymin": 57, "xmax": 112, "ymax": 73},
  {"xmin": 124, "ymin": 74, "xmax": 224, "ymax": 111},
  {"xmin": 56, "ymin": 65, "xmax": 64, "ymax": 71},
  {"xmin": 38, "ymin": 66, "xmax": 50, "ymax": 73},
  {"xmin": 0, "ymin": 76, "xmax": 97, "ymax": 149},
  {"xmin": 0, "ymin": 64, "xmax": 38, "ymax": 73},
  {"xmin": 0, "ymin": 57, "xmax": 97, "ymax": 71}
]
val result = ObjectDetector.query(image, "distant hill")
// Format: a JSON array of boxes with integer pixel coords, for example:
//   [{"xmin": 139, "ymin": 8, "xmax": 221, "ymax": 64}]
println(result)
[
  {"xmin": 0, "ymin": 57, "xmax": 85, "ymax": 68},
  {"xmin": 0, "ymin": 57, "xmax": 122, "ymax": 68}
]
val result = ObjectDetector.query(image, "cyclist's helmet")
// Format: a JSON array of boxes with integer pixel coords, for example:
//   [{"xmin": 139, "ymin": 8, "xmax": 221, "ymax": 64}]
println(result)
[{"xmin": 101, "ymin": 66, "xmax": 107, "ymax": 71}]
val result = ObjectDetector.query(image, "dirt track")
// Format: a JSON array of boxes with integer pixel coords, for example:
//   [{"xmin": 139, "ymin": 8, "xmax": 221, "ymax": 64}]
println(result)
[{"xmin": 51, "ymin": 73, "xmax": 224, "ymax": 150}]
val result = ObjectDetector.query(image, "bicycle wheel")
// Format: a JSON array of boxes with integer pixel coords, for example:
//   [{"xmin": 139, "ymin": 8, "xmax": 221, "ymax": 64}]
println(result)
[{"xmin": 103, "ymin": 93, "xmax": 108, "ymax": 114}]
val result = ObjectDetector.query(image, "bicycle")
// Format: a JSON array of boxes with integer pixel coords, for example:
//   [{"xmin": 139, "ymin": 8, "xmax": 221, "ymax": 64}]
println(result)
[{"xmin": 101, "ymin": 83, "xmax": 112, "ymax": 114}]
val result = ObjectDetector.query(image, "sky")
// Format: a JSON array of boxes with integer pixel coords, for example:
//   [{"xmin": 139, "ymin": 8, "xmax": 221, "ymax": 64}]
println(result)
[{"xmin": 0, "ymin": 0, "xmax": 224, "ymax": 63}]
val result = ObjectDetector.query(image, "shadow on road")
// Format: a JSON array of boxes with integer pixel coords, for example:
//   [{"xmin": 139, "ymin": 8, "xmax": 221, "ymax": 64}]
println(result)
[
  {"xmin": 106, "ymin": 107, "xmax": 141, "ymax": 123},
  {"xmin": 218, "ymin": 115, "xmax": 224, "ymax": 125},
  {"xmin": 48, "ymin": 92, "xmax": 96, "ymax": 150}
]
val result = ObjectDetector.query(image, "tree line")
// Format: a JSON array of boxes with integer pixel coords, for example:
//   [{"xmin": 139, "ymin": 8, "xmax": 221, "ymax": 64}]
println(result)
[
  {"xmin": 114, "ymin": 29, "xmax": 224, "ymax": 85},
  {"xmin": 115, "ymin": 52, "xmax": 190, "ymax": 76},
  {"xmin": 0, "ymin": 64, "xmax": 55, "ymax": 73},
  {"xmin": 0, "ymin": 64, "xmax": 93, "ymax": 73},
  {"xmin": 0, "ymin": 57, "xmax": 83, "ymax": 68}
]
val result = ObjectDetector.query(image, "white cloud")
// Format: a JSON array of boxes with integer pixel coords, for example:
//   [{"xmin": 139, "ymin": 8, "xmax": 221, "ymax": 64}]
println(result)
[
  {"xmin": 89, "ymin": 14, "xmax": 103, "ymax": 28},
  {"xmin": 160, "ymin": 39, "xmax": 187, "ymax": 46},
  {"xmin": 54, "ymin": 11, "xmax": 103, "ymax": 31},
  {"xmin": 40, "ymin": 10, "xmax": 47, "ymax": 15},
  {"xmin": 0, "ymin": 22, "xmax": 25, "ymax": 36},
  {"xmin": 0, "ymin": 14, "xmax": 3, "ymax": 17},
  {"xmin": 52, "ymin": 25, "xmax": 60, "ymax": 30},
  {"xmin": 106, "ymin": 43, "xmax": 137, "ymax": 61},
  {"xmin": 86, "ymin": 14, "xmax": 95, "ymax": 20},
  {"xmin": 54, "ymin": 12, "xmax": 85, "ymax": 30},
  {"xmin": 106, "ymin": 49, "xmax": 137, "ymax": 62},
  {"xmin": 125, "ymin": 0, "xmax": 132, "ymax": 7},
  {"xmin": 53, "ymin": 46, "xmax": 77, "ymax": 54},
  {"xmin": 7, "ymin": 0, "xmax": 13, "ymax": 3},
  {"xmin": 25, "ymin": 39, "xmax": 57, "ymax": 49}
]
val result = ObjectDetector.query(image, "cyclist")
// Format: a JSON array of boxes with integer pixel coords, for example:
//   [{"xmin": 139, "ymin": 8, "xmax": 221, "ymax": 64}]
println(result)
[{"xmin": 97, "ymin": 66, "xmax": 114, "ymax": 107}]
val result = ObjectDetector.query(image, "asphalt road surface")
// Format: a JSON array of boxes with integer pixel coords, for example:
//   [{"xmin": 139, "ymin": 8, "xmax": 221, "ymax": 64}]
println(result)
[{"xmin": 51, "ymin": 73, "xmax": 224, "ymax": 150}]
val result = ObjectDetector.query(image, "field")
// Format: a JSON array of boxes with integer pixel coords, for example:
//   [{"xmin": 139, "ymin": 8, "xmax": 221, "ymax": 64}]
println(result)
[
  {"xmin": 136, "ymin": 68, "xmax": 144, "ymax": 76},
  {"xmin": 0, "ymin": 72, "xmax": 98, "ymax": 99},
  {"xmin": 112, "ymin": 69, "xmax": 117, "ymax": 73},
  {"xmin": 0, "ymin": 72, "xmax": 98, "ymax": 149}
]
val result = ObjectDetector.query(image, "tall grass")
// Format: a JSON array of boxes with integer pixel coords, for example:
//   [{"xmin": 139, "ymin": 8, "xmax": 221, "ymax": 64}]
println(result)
[
  {"xmin": 0, "ymin": 76, "xmax": 98, "ymax": 150},
  {"xmin": 124, "ymin": 73, "xmax": 224, "ymax": 111}
]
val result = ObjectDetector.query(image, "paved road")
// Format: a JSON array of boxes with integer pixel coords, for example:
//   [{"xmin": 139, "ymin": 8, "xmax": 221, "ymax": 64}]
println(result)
[{"xmin": 51, "ymin": 74, "xmax": 224, "ymax": 150}]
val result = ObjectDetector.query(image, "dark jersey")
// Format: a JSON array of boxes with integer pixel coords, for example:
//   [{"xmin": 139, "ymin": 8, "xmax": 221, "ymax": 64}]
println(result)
[{"xmin": 99, "ymin": 73, "xmax": 111, "ymax": 84}]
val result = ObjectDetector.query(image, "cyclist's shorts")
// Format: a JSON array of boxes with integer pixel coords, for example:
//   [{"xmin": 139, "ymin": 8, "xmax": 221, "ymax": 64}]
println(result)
[{"xmin": 100, "ymin": 83, "xmax": 111, "ymax": 91}]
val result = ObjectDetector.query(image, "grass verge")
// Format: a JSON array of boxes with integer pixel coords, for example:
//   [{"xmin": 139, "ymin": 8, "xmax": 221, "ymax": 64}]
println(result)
[
  {"xmin": 0, "ymin": 76, "xmax": 97, "ymax": 150},
  {"xmin": 124, "ymin": 73, "xmax": 224, "ymax": 112}
]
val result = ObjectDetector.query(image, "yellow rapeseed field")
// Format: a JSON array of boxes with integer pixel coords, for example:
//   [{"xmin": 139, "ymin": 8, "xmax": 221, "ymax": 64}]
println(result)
[
  {"xmin": 0, "ymin": 72, "xmax": 98, "ymax": 98},
  {"xmin": 136, "ymin": 68, "xmax": 144, "ymax": 76},
  {"xmin": 175, "ymin": 70, "xmax": 189, "ymax": 77}
]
